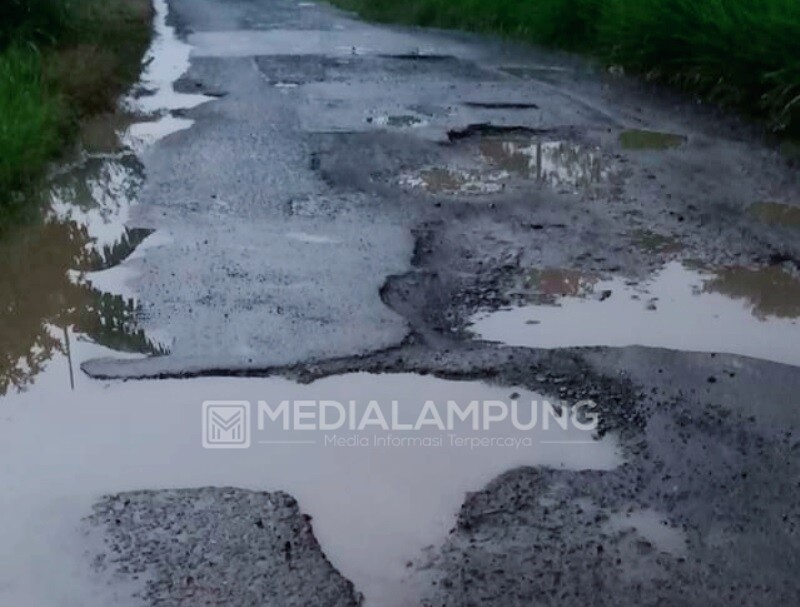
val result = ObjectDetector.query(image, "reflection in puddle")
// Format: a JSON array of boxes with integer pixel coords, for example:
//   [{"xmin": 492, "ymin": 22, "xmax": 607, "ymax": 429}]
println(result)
[
  {"xmin": 123, "ymin": 115, "xmax": 195, "ymax": 152},
  {"xmin": 0, "ymin": 219, "xmax": 166, "ymax": 397},
  {"xmin": 400, "ymin": 136, "xmax": 608, "ymax": 196},
  {"xmin": 703, "ymin": 265, "xmax": 800, "ymax": 320},
  {"xmin": 523, "ymin": 268, "xmax": 599, "ymax": 302},
  {"xmin": 48, "ymin": 155, "xmax": 143, "ymax": 249},
  {"xmin": 79, "ymin": 113, "xmax": 138, "ymax": 154},
  {"xmin": 0, "ymin": 360, "xmax": 618, "ymax": 607},
  {"xmin": 479, "ymin": 137, "xmax": 607, "ymax": 188},
  {"xmin": 748, "ymin": 202, "xmax": 800, "ymax": 228},
  {"xmin": 470, "ymin": 262, "xmax": 800, "ymax": 367},
  {"xmin": 400, "ymin": 167, "xmax": 506, "ymax": 195},
  {"xmin": 0, "ymin": 0, "xmax": 198, "ymax": 396},
  {"xmin": 128, "ymin": 0, "xmax": 211, "ymax": 115},
  {"xmin": 619, "ymin": 129, "xmax": 686, "ymax": 150}
]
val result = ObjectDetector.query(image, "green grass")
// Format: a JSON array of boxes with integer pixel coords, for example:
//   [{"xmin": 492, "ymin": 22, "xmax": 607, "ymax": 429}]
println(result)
[
  {"xmin": 0, "ymin": 46, "xmax": 62, "ymax": 199},
  {"xmin": 331, "ymin": 0, "xmax": 800, "ymax": 135},
  {"xmin": 0, "ymin": 0, "xmax": 152, "ymax": 229}
]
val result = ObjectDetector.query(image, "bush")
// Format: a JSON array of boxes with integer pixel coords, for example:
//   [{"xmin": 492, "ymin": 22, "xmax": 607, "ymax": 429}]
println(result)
[{"xmin": 332, "ymin": 0, "xmax": 800, "ymax": 134}]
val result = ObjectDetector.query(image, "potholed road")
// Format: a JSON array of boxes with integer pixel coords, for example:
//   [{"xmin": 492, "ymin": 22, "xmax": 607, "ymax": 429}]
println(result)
[{"xmin": 0, "ymin": 0, "xmax": 798, "ymax": 605}]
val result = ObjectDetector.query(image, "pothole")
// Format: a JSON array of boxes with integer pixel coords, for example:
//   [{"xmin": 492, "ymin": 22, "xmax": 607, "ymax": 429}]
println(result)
[
  {"xmin": 399, "ymin": 168, "xmax": 506, "ymax": 195},
  {"xmin": 400, "ymin": 133, "xmax": 610, "ymax": 196},
  {"xmin": 469, "ymin": 261, "xmax": 800, "ymax": 367},
  {"xmin": 478, "ymin": 137, "xmax": 607, "ymax": 188}
]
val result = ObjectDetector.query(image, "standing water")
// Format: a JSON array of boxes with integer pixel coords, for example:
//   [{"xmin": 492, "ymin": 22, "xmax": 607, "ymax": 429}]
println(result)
[{"xmin": 0, "ymin": 2, "xmax": 619, "ymax": 607}]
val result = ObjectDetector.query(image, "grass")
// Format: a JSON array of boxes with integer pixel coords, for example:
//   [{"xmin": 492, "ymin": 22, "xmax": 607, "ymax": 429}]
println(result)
[
  {"xmin": 330, "ymin": 0, "xmax": 800, "ymax": 135},
  {"xmin": 0, "ymin": 0, "xmax": 152, "ymax": 228}
]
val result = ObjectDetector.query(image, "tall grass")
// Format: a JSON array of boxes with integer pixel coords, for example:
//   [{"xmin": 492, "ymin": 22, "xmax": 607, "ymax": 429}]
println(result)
[
  {"xmin": 0, "ymin": 0, "xmax": 152, "ymax": 228},
  {"xmin": 332, "ymin": 0, "xmax": 800, "ymax": 134},
  {"xmin": 0, "ymin": 46, "xmax": 62, "ymax": 198}
]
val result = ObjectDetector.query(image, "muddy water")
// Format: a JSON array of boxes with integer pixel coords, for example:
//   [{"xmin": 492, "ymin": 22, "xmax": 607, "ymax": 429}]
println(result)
[
  {"xmin": 0, "ymin": 337, "xmax": 620, "ymax": 607},
  {"xmin": 0, "ymin": 3, "xmax": 618, "ymax": 607},
  {"xmin": 400, "ymin": 135, "xmax": 609, "ymax": 196},
  {"xmin": 478, "ymin": 137, "xmax": 607, "ymax": 187},
  {"xmin": 470, "ymin": 261, "xmax": 800, "ymax": 367},
  {"xmin": 0, "ymin": 0, "xmax": 207, "ymax": 398}
]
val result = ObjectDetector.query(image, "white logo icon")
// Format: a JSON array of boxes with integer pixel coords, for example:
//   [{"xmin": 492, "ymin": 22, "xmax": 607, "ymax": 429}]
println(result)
[{"xmin": 202, "ymin": 401, "xmax": 251, "ymax": 449}]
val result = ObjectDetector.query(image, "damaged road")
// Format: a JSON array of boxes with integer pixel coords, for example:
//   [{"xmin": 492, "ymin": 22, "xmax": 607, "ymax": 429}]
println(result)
[{"xmin": 1, "ymin": 0, "xmax": 799, "ymax": 605}]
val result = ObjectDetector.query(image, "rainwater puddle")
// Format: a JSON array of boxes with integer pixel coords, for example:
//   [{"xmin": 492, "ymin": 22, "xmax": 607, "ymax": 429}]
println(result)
[
  {"xmin": 369, "ymin": 113, "xmax": 428, "ymax": 128},
  {"xmin": 470, "ymin": 261, "xmax": 800, "ymax": 367},
  {"xmin": 0, "ymin": 0, "xmax": 208, "ymax": 396},
  {"xmin": 0, "ymin": 5, "xmax": 617, "ymax": 607},
  {"xmin": 123, "ymin": 114, "xmax": 195, "ymax": 152},
  {"xmin": 479, "ymin": 137, "xmax": 607, "ymax": 188},
  {"xmin": 400, "ymin": 136, "xmax": 609, "ymax": 196},
  {"xmin": 400, "ymin": 167, "xmax": 507, "ymax": 195},
  {"xmin": 0, "ymin": 337, "xmax": 619, "ymax": 607},
  {"xmin": 619, "ymin": 129, "xmax": 686, "ymax": 150},
  {"xmin": 128, "ymin": 0, "xmax": 211, "ymax": 115}
]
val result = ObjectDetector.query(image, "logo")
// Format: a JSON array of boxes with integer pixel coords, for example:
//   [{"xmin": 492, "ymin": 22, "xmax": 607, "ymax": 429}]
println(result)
[{"xmin": 202, "ymin": 401, "xmax": 251, "ymax": 449}]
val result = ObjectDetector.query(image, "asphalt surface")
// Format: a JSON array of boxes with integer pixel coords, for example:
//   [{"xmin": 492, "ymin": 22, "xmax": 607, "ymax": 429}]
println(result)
[{"xmin": 78, "ymin": 0, "xmax": 800, "ymax": 604}]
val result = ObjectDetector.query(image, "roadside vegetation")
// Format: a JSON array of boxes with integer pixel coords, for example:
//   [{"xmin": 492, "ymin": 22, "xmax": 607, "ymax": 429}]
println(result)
[
  {"xmin": 331, "ymin": 0, "xmax": 800, "ymax": 136},
  {"xmin": 0, "ymin": 0, "xmax": 151, "ymax": 227}
]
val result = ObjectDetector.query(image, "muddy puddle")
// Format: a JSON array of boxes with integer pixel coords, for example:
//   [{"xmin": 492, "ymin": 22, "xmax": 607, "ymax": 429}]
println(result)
[
  {"xmin": 470, "ymin": 261, "xmax": 800, "ymax": 367},
  {"xmin": 0, "ymin": 4, "xmax": 618, "ymax": 607},
  {"xmin": 0, "ymin": 0, "xmax": 208, "ymax": 397},
  {"xmin": 400, "ymin": 135, "xmax": 609, "ymax": 196},
  {"xmin": 0, "ymin": 335, "xmax": 619, "ymax": 607}
]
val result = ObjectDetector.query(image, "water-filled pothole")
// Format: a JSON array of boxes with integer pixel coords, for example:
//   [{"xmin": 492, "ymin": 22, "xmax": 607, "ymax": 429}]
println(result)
[
  {"xmin": 0, "ymin": 0, "xmax": 209, "ymax": 395},
  {"xmin": 470, "ymin": 261, "xmax": 800, "ymax": 367},
  {"xmin": 400, "ymin": 134, "xmax": 610, "ymax": 196},
  {"xmin": 479, "ymin": 137, "xmax": 607, "ymax": 187}
]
